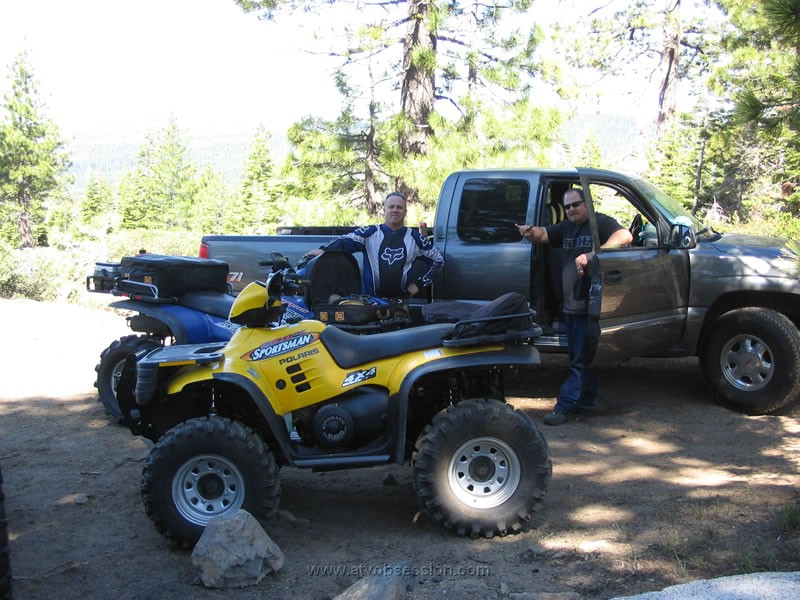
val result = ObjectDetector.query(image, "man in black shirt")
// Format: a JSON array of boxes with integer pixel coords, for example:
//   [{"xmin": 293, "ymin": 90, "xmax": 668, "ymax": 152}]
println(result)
[{"xmin": 517, "ymin": 189, "xmax": 632, "ymax": 425}]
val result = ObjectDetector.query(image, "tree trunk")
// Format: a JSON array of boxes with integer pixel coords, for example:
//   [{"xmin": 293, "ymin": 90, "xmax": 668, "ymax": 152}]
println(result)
[
  {"xmin": 16, "ymin": 189, "xmax": 35, "ymax": 248},
  {"xmin": 656, "ymin": 0, "xmax": 681, "ymax": 137},
  {"xmin": 692, "ymin": 132, "xmax": 706, "ymax": 215},
  {"xmin": 397, "ymin": 0, "xmax": 436, "ymax": 203},
  {"xmin": 363, "ymin": 120, "xmax": 381, "ymax": 216}
]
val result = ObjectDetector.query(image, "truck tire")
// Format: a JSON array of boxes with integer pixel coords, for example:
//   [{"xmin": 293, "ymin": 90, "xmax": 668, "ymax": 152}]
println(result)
[
  {"xmin": 141, "ymin": 416, "xmax": 280, "ymax": 547},
  {"xmin": 0, "ymin": 466, "xmax": 11, "ymax": 600},
  {"xmin": 701, "ymin": 308, "xmax": 800, "ymax": 415},
  {"xmin": 411, "ymin": 399, "xmax": 551, "ymax": 538},
  {"xmin": 94, "ymin": 335, "xmax": 162, "ymax": 422}
]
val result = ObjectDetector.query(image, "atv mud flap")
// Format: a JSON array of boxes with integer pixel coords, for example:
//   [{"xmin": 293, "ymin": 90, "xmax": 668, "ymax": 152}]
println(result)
[
  {"xmin": 117, "ymin": 354, "xmax": 144, "ymax": 433},
  {"xmin": 117, "ymin": 343, "xmax": 226, "ymax": 435}
]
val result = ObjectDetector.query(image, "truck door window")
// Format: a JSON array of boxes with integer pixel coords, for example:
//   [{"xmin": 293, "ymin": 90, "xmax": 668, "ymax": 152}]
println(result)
[
  {"xmin": 457, "ymin": 179, "xmax": 529, "ymax": 243},
  {"xmin": 588, "ymin": 183, "xmax": 657, "ymax": 248}
]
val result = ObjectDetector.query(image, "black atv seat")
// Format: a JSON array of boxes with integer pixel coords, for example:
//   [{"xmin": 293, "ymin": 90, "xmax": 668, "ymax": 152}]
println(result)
[
  {"xmin": 180, "ymin": 291, "xmax": 236, "ymax": 319},
  {"xmin": 319, "ymin": 323, "xmax": 456, "ymax": 369}
]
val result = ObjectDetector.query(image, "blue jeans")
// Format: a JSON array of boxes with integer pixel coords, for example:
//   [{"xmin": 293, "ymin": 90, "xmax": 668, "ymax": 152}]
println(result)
[{"xmin": 556, "ymin": 313, "xmax": 599, "ymax": 412}]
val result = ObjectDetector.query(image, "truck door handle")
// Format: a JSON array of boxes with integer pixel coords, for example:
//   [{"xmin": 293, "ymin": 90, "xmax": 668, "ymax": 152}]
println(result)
[{"xmin": 604, "ymin": 270, "xmax": 623, "ymax": 284}]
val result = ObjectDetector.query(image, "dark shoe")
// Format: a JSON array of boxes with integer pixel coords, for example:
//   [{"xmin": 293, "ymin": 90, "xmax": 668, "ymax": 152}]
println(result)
[{"xmin": 543, "ymin": 410, "xmax": 574, "ymax": 426}]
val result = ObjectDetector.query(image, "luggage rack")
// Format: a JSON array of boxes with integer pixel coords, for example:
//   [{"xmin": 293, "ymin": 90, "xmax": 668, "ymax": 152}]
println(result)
[{"xmin": 85, "ymin": 275, "xmax": 180, "ymax": 304}]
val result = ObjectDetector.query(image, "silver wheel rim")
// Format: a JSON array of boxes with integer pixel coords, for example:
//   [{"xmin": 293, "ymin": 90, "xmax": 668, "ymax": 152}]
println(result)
[
  {"xmin": 172, "ymin": 454, "xmax": 245, "ymax": 526},
  {"xmin": 447, "ymin": 436, "xmax": 521, "ymax": 509},
  {"xmin": 110, "ymin": 341, "xmax": 159, "ymax": 397},
  {"xmin": 720, "ymin": 333, "xmax": 774, "ymax": 392},
  {"xmin": 110, "ymin": 358, "xmax": 126, "ymax": 397}
]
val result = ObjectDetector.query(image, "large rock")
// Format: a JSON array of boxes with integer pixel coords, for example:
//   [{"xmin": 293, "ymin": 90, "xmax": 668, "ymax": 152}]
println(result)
[
  {"xmin": 332, "ymin": 570, "xmax": 411, "ymax": 600},
  {"xmin": 191, "ymin": 509, "xmax": 284, "ymax": 588}
]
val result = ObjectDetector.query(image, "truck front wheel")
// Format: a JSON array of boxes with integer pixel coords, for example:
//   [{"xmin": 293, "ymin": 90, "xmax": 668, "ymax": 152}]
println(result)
[
  {"xmin": 411, "ymin": 399, "xmax": 551, "ymax": 538},
  {"xmin": 701, "ymin": 308, "xmax": 800, "ymax": 415}
]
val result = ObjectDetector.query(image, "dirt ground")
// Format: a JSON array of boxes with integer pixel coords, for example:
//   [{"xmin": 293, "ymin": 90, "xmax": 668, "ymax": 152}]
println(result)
[{"xmin": 1, "ymin": 297, "xmax": 799, "ymax": 600}]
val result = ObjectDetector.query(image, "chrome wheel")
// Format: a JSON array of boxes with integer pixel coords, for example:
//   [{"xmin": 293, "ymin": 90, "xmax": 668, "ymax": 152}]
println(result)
[
  {"xmin": 448, "ymin": 436, "xmax": 521, "ymax": 509},
  {"xmin": 172, "ymin": 454, "xmax": 245, "ymax": 526},
  {"xmin": 720, "ymin": 333, "xmax": 773, "ymax": 392}
]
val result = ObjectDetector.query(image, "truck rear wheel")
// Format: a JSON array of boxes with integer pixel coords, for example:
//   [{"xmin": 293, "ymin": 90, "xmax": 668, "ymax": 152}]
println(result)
[
  {"xmin": 411, "ymin": 399, "xmax": 551, "ymax": 538},
  {"xmin": 141, "ymin": 416, "xmax": 280, "ymax": 547},
  {"xmin": 701, "ymin": 308, "xmax": 800, "ymax": 415},
  {"xmin": 95, "ymin": 334, "xmax": 162, "ymax": 422}
]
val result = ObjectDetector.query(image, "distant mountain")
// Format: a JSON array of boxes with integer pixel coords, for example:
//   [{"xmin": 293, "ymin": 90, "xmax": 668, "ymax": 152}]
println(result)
[
  {"xmin": 561, "ymin": 112, "xmax": 654, "ymax": 171},
  {"xmin": 63, "ymin": 113, "xmax": 646, "ymax": 196},
  {"xmin": 64, "ymin": 130, "xmax": 291, "ymax": 196}
]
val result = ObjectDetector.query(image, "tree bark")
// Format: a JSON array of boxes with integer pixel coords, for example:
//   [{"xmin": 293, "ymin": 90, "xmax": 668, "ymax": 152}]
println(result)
[
  {"xmin": 397, "ymin": 0, "xmax": 436, "ymax": 202},
  {"xmin": 656, "ymin": 0, "xmax": 681, "ymax": 137},
  {"xmin": 17, "ymin": 189, "xmax": 35, "ymax": 248}
]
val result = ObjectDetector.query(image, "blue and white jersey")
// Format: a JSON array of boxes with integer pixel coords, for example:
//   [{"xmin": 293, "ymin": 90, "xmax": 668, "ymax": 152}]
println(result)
[{"xmin": 322, "ymin": 224, "xmax": 444, "ymax": 297}]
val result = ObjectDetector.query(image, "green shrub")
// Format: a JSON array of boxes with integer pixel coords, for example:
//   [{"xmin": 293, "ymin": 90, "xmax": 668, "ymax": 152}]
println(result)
[
  {"xmin": 0, "ymin": 247, "xmax": 70, "ymax": 301},
  {"xmin": 104, "ymin": 229, "xmax": 202, "ymax": 261}
]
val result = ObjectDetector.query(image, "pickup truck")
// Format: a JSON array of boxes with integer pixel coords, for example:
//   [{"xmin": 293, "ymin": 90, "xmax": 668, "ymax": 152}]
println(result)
[{"xmin": 200, "ymin": 168, "xmax": 800, "ymax": 416}]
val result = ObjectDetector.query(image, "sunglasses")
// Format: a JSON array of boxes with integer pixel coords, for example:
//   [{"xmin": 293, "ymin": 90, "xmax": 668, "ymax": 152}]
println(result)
[{"xmin": 564, "ymin": 199, "xmax": 585, "ymax": 210}]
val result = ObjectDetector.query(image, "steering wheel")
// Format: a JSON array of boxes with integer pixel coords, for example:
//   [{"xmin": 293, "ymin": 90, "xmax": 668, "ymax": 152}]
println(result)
[{"xmin": 628, "ymin": 214, "xmax": 643, "ymax": 246}]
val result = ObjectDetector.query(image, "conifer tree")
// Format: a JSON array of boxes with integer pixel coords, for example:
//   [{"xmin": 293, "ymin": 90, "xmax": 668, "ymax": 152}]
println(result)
[
  {"xmin": 234, "ymin": 1, "xmax": 558, "ymax": 209},
  {"xmin": 0, "ymin": 52, "xmax": 70, "ymax": 247}
]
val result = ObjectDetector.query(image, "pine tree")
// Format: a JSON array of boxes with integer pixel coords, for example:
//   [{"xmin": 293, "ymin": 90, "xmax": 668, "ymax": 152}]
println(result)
[
  {"xmin": 81, "ymin": 174, "xmax": 115, "ymax": 226},
  {"xmin": 119, "ymin": 117, "xmax": 198, "ymax": 230},
  {"xmin": 234, "ymin": 1, "xmax": 558, "ymax": 209},
  {"xmin": 238, "ymin": 124, "xmax": 280, "ymax": 232},
  {"xmin": 0, "ymin": 51, "xmax": 70, "ymax": 247}
]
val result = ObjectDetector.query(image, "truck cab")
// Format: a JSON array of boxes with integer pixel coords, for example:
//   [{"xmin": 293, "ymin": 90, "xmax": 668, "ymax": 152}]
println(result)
[{"xmin": 431, "ymin": 168, "xmax": 690, "ymax": 363}]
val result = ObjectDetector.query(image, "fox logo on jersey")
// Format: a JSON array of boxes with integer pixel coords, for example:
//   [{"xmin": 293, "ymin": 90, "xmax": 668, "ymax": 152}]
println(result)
[{"xmin": 381, "ymin": 247, "xmax": 405, "ymax": 265}]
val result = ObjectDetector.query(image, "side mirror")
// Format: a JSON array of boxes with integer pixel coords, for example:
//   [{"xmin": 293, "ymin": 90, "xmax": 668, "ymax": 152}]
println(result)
[{"xmin": 667, "ymin": 224, "xmax": 696, "ymax": 249}]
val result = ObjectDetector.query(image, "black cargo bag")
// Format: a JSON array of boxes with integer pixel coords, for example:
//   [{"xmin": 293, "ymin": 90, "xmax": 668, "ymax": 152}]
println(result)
[
  {"xmin": 118, "ymin": 254, "xmax": 229, "ymax": 298},
  {"xmin": 452, "ymin": 292, "xmax": 532, "ymax": 339},
  {"xmin": 303, "ymin": 251, "xmax": 362, "ymax": 308},
  {"xmin": 87, "ymin": 262, "xmax": 122, "ymax": 292},
  {"xmin": 315, "ymin": 296, "xmax": 396, "ymax": 326}
]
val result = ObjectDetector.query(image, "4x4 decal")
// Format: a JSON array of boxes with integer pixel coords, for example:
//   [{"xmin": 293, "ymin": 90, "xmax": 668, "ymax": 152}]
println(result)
[{"xmin": 342, "ymin": 366, "xmax": 377, "ymax": 387}]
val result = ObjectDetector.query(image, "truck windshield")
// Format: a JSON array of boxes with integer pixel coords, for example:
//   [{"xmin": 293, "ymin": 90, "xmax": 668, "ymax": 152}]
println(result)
[{"xmin": 631, "ymin": 177, "xmax": 701, "ymax": 229}]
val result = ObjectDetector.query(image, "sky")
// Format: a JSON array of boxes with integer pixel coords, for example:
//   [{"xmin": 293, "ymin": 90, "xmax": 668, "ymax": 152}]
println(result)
[
  {"xmin": 0, "ymin": 0, "xmax": 343, "ymax": 143},
  {"xmin": 0, "ymin": 0, "xmax": 671, "ymax": 169}
]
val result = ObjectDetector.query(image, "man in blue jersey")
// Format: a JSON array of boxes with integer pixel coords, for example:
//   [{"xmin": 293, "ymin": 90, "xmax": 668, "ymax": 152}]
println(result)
[{"xmin": 305, "ymin": 192, "xmax": 444, "ymax": 298}]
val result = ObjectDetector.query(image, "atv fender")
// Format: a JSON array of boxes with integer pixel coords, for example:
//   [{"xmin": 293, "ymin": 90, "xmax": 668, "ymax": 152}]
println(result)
[
  {"xmin": 387, "ymin": 343, "xmax": 540, "ymax": 394},
  {"xmin": 110, "ymin": 299, "xmax": 229, "ymax": 344},
  {"xmin": 390, "ymin": 343, "xmax": 541, "ymax": 461}
]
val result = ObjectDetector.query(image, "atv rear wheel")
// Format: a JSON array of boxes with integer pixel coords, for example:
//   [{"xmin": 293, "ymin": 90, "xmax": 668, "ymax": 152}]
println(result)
[
  {"xmin": 141, "ymin": 416, "xmax": 280, "ymax": 547},
  {"xmin": 411, "ymin": 399, "xmax": 551, "ymax": 538},
  {"xmin": 94, "ymin": 334, "xmax": 162, "ymax": 422}
]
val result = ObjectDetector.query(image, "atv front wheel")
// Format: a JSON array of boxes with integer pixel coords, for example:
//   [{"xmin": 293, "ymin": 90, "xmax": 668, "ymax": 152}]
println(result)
[
  {"xmin": 94, "ymin": 334, "xmax": 162, "ymax": 422},
  {"xmin": 141, "ymin": 416, "xmax": 280, "ymax": 547},
  {"xmin": 411, "ymin": 399, "xmax": 551, "ymax": 538}
]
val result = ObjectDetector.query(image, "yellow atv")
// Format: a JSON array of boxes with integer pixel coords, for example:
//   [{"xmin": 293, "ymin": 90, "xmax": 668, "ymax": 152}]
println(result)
[{"xmin": 118, "ymin": 269, "xmax": 551, "ymax": 547}]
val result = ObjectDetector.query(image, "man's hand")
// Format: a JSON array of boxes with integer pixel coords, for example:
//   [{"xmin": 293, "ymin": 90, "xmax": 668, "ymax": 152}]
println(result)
[
  {"xmin": 575, "ymin": 252, "xmax": 592, "ymax": 276},
  {"xmin": 408, "ymin": 283, "xmax": 419, "ymax": 297},
  {"xmin": 516, "ymin": 223, "xmax": 548, "ymax": 244}
]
